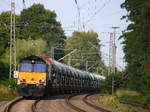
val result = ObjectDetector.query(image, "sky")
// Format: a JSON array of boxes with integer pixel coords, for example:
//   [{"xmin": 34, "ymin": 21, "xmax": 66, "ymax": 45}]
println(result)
[{"xmin": 0, "ymin": 0, "xmax": 129, "ymax": 70}]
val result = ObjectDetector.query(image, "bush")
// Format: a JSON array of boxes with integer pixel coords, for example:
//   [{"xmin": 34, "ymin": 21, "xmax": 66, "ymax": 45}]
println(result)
[
  {"xmin": 143, "ymin": 95, "xmax": 150, "ymax": 106},
  {"xmin": 0, "ymin": 78, "xmax": 18, "ymax": 101},
  {"xmin": 0, "ymin": 78, "xmax": 16, "ymax": 88},
  {"xmin": 116, "ymin": 89, "xmax": 150, "ymax": 106},
  {"xmin": 0, "ymin": 85, "xmax": 18, "ymax": 101},
  {"xmin": 116, "ymin": 89, "xmax": 139, "ymax": 97},
  {"xmin": 101, "ymin": 72, "xmax": 126, "ymax": 94}
]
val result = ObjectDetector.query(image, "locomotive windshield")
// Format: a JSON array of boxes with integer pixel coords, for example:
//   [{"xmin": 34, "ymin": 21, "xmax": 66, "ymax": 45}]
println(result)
[
  {"xmin": 20, "ymin": 62, "xmax": 46, "ymax": 73},
  {"xmin": 33, "ymin": 64, "xmax": 46, "ymax": 72},
  {"xmin": 20, "ymin": 63, "xmax": 32, "ymax": 72}
]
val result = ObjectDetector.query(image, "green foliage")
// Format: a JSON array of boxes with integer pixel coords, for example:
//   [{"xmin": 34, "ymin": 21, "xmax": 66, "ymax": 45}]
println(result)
[
  {"xmin": 121, "ymin": 0, "xmax": 150, "ymax": 94},
  {"xmin": 101, "ymin": 72, "xmax": 126, "ymax": 93},
  {"xmin": 0, "ymin": 12, "xmax": 10, "ymax": 56},
  {"xmin": 0, "ymin": 85, "xmax": 18, "ymax": 101},
  {"xmin": 116, "ymin": 90, "xmax": 150, "ymax": 106},
  {"xmin": 16, "ymin": 38, "xmax": 46, "ymax": 59},
  {"xmin": 19, "ymin": 4, "xmax": 66, "ymax": 56},
  {"xmin": 0, "ymin": 4, "xmax": 66, "ymax": 78},
  {"xmin": 1, "ymin": 38, "xmax": 47, "ymax": 64},
  {"xmin": 0, "ymin": 78, "xmax": 16, "ymax": 88},
  {"xmin": 64, "ymin": 31, "xmax": 106, "ymax": 74},
  {"xmin": 0, "ymin": 60, "xmax": 9, "ymax": 78},
  {"xmin": 143, "ymin": 95, "xmax": 150, "ymax": 106},
  {"xmin": 99, "ymin": 94, "xmax": 149, "ymax": 112}
]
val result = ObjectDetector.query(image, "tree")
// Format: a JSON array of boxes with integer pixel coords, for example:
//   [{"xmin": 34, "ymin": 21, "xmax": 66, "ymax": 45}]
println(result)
[
  {"xmin": 0, "ymin": 11, "xmax": 20, "ymax": 57},
  {"xmin": 0, "ymin": 4, "xmax": 67, "ymax": 78},
  {"xmin": 19, "ymin": 4, "xmax": 66, "ymax": 56},
  {"xmin": 2, "ymin": 38, "xmax": 47, "ymax": 62},
  {"xmin": 0, "ymin": 12, "xmax": 15, "ymax": 78},
  {"xmin": 0, "ymin": 12, "xmax": 11, "ymax": 57},
  {"xmin": 64, "ymin": 31, "xmax": 106, "ymax": 74},
  {"xmin": 121, "ymin": 0, "xmax": 150, "ymax": 93},
  {"xmin": 101, "ymin": 72, "xmax": 126, "ymax": 94},
  {"xmin": 0, "ymin": 38, "xmax": 47, "ymax": 78}
]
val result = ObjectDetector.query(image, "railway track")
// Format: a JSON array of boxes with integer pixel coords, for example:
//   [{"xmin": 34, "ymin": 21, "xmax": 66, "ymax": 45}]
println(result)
[
  {"xmin": 120, "ymin": 101, "xmax": 150, "ymax": 111},
  {"xmin": 66, "ymin": 94, "xmax": 113, "ymax": 112},
  {"xmin": 66, "ymin": 94, "xmax": 86, "ymax": 112},
  {"xmin": 83, "ymin": 94, "xmax": 112, "ymax": 112},
  {"xmin": 31, "ymin": 100, "xmax": 41, "ymax": 112},
  {"xmin": 3, "ymin": 97, "xmax": 40, "ymax": 112},
  {"xmin": 4, "ymin": 97, "xmax": 24, "ymax": 112}
]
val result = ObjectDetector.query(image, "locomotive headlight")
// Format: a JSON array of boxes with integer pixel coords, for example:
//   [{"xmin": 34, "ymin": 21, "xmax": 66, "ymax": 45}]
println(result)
[
  {"xmin": 39, "ymin": 79, "xmax": 45, "ymax": 83},
  {"xmin": 20, "ymin": 78, "xmax": 26, "ymax": 82}
]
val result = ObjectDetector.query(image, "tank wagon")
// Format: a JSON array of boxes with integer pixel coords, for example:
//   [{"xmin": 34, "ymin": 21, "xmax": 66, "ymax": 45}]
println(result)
[{"xmin": 16, "ymin": 55, "xmax": 105, "ymax": 97}]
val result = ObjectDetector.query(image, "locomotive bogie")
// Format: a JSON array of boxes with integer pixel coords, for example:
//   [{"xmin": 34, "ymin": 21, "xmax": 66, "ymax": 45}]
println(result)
[{"xmin": 17, "ymin": 84, "xmax": 45, "ymax": 97}]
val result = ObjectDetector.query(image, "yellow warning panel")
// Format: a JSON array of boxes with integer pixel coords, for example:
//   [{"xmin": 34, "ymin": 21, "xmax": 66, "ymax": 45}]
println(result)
[{"xmin": 17, "ymin": 72, "xmax": 46, "ymax": 85}]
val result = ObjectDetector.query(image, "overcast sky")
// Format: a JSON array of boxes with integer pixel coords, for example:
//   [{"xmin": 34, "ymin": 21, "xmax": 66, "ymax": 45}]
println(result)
[{"xmin": 0, "ymin": 0, "xmax": 129, "ymax": 70}]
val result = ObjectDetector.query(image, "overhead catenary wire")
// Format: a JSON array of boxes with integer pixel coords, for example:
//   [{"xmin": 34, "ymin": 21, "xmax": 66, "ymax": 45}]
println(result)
[
  {"xmin": 1, "ymin": 0, "xmax": 10, "ymax": 6},
  {"xmin": 83, "ymin": 0, "xmax": 111, "ymax": 26},
  {"xmin": 22, "ymin": 0, "xmax": 26, "ymax": 9},
  {"xmin": 74, "ymin": 0, "xmax": 82, "ymax": 31}
]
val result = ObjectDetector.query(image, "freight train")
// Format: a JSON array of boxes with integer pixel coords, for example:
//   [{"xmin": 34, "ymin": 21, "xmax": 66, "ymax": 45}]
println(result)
[{"xmin": 15, "ymin": 55, "xmax": 105, "ymax": 97}]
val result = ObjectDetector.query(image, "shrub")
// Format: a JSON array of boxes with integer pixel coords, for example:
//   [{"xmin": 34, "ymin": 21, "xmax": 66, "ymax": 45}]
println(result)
[
  {"xmin": 0, "ymin": 78, "xmax": 18, "ymax": 101},
  {"xmin": 115, "ymin": 89, "xmax": 139, "ymax": 97},
  {"xmin": 0, "ymin": 85, "xmax": 18, "ymax": 101},
  {"xmin": 0, "ymin": 78, "xmax": 16, "ymax": 88},
  {"xmin": 143, "ymin": 95, "xmax": 150, "ymax": 106},
  {"xmin": 116, "ymin": 89, "xmax": 150, "ymax": 106}
]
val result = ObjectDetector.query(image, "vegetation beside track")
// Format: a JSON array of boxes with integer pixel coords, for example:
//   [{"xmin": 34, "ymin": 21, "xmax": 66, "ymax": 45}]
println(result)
[
  {"xmin": 99, "ymin": 91, "xmax": 149, "ymax": 112},
  {"xmin": 99, "ymin": 95, "xmax": 149, "ymax": 112},
  {"xmin": 101, "ymin": 72, "xmax": 150, "ymax": 107},
  {"xmin": 116, "ymin": 90, "xmax": 150, "ymax": 107},
  {"xmin": 0, "ymin": 78, "xmax": 18, "ymax": 101}
]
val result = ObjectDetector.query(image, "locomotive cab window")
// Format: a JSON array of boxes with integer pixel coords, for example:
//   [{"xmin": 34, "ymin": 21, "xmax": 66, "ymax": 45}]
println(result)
[
  {"xmin": 20, "ymin": 63, "xmax": 32, "ymax": 72},
  {"xmin": 19, "ymin": 60, "xmax": 46, "ymax": 73},
  {"xmin": 33, "ymin": 63, "xmax": 46, "ymax": 73}
]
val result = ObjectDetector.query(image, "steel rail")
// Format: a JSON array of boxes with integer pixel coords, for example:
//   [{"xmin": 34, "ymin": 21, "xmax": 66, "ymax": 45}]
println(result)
[
  {"xmin": 4, "ymin": 97, "xmax": 24, "ymax": 112},
  {"xmin": 120, "ymin": 101, "xmax": 150, "ymax": 111},
  {"xmin": 66, "ymin": 94, "xmax": 86, "ymax": 112},
  {"xmin": 83, "ymin": 94, "xmax": 112, "ymax": 112},
  {"xmin": 31, "ymin": 100, "xmax": 41, "ymax": 112}
]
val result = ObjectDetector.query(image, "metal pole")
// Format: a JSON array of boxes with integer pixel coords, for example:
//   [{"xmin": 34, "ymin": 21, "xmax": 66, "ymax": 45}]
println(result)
[
  {"xmin": 23, "ymin": 0, "xmax": 26, "ymax": 9},
  {"xmin": 13, "ymin": 2, "xmax": 16, "ymax": 72},
  {"xmin": 9, "ymin": 3, "xmax": 13, "ymax": 78},
  {"xmin": 9, "ymin": 2, "xmax": 16, "ymax": 78},
  {"xmin": 111, "ymin": 26, "xmax": 119, "ymax": 94},
  {"xmin": 111, "ymin": 26, "xmax": 119, "ymax": 74},
  {"xmin": 108, "ymin": 33, "xmax": 113, "ymax": 76}
]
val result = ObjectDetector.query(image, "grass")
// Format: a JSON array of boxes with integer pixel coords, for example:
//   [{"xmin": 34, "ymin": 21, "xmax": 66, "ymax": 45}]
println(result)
[
  {"xmin": 99, "ymin": 90, "xmax": 150, "ymax": 112},
  {"xmin": 0, "ymin": 85, "xmax": 19, "ymax": 101},
  {"xmin": 0, "ymin": 78, "xmax": 19, "ymax": 101},
  {"xmin": 116, "ymin": 90, "xmax": 150, "ymax": 106}
]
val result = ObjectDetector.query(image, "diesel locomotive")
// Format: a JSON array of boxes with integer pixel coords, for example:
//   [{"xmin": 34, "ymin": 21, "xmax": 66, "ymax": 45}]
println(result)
[{"xmin": 16, "ymin": 55, "xmax": 105, "ymax": 97}]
